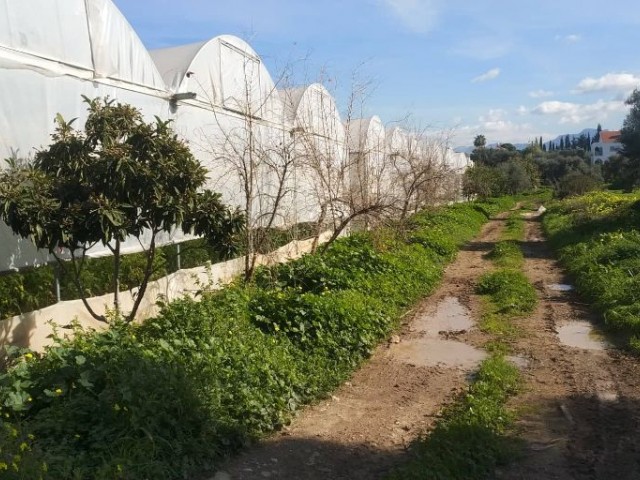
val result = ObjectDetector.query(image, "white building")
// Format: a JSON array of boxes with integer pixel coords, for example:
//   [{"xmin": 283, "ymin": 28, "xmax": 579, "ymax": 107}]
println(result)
[{"xmin": 591, "ymin": 130, "xmax": 623, "ymax": 163}]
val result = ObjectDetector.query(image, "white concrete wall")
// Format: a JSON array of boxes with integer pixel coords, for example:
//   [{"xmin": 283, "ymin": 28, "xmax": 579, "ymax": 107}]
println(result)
[{"xmin": 0, "ymin": 231, "xmax": 331, "ymax": 352}]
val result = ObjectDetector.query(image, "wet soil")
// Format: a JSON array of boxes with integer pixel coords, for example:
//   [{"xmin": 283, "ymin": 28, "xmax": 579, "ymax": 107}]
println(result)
[
  {"xmin": 211, "ymin": 212, "xmax": 640, "ymax": 480},
  {"xmin": 496, "ymin": 216, "xmax": 640, "ymax": 480}
]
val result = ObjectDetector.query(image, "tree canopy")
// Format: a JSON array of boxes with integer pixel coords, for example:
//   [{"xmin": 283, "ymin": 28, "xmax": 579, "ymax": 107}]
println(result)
[{"xmin": 0, "ymin": 97, "xmax": 243, "ymax": 322}]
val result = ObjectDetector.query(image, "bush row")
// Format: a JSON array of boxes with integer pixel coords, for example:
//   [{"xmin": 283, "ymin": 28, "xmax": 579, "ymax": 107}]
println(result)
[
  {"xmin": 0, "ymin": 197, "xmax": 517, "ymax": 479},
  {"xmin": 543, "ymin": 190, "xmax": 640, "ymax": 351}
]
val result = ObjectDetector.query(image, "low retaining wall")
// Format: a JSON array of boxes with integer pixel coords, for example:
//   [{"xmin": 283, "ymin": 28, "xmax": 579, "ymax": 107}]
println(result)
[{"xmin": 0, "ymin": 232, "xmax": 331, "ymax": 352}]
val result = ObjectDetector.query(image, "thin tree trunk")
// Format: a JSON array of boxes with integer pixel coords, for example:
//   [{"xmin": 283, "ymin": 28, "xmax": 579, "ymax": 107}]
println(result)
[
  {"xmin": 113, "ymin": 239, "xmax": 121, "ymax": 318},
  {"xmin": 58, "ymin": 251, "xmax": 107, "ymax": 323},
  {"xmin": 127, "ymin": 233, "xmax": 156, "ymax": 323}
]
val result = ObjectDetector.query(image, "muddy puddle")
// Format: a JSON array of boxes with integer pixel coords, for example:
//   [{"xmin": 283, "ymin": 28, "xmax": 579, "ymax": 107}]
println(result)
[
  {"xmin": 547, "ymin": 284, "xmax": 574, "ymax": 292},
  {"xmin": 557, "ymin": 321, "xmax": 608, "ymax": 350},
  {"xmin": 413, "ymin": 296, "xmax": 474, "ymax": 335},
  {"xmin": 391, "ymin": 338, "xmax": 487, "ymax": 368},
  {"xmin": 390, "ymin": 297, "xmax": 487, "ymax": 369}
]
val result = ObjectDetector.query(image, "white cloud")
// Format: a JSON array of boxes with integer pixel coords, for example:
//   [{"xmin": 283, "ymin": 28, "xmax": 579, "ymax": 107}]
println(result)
[
  {"xmin": 472, "ymin": 68, "xmax": 501, "ymax": 83},
  {"xmin": 517, "ymin": 105, "xmax": 528, "ymax": 115},
  {"xmin": 528, "ymin": 89, "xmax": 554, "ymax": 98},
  {"xmin": 381, "ymin": 0, "xmax": 440, "ymax": 33},
  {"xmin": 555, "ymin": 34, "xmax": 581, "ymax": 43},
  {"xmin": 453, "ymin": 107, "xmax": 553, "ymax": 146},
  {"xmin": 572, "ymin": 73, "xmax": 640, "ymax": 95},
  {"xmin": 479, "ymin": 109, "xmax": 507, "ymax": 123},
  {"xmin": 532, "ymin": 99, "xmax": 628, "ymax": 124}
]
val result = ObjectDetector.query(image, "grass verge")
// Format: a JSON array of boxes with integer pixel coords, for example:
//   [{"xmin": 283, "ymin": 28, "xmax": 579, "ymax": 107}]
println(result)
[
  {"xmin": 542, "ymin": 190, "xmax": 640, "ymax": 352},
  {"xmin": 388, "ymin": 355, "xmax": 521, "ymax": 480}
]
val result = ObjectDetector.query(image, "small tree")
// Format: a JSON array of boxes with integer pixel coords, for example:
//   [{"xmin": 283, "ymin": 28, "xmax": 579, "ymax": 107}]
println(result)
[
  {"xmin": 0, "ymin": 97, "xmax": 243, "ymax": 323},
  {"xmin": 619, "ymin": 89, "xmax": 640, "ymax": 188}
]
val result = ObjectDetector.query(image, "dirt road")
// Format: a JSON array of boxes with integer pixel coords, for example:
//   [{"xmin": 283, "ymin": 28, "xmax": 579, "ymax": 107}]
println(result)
[
  {"xmin": 213, "ymin": 212, "xmax": 640, "ymax": 480},
  {"xmin": 497, "ymin": 216, "xmax": 640, "ymax": 479}
]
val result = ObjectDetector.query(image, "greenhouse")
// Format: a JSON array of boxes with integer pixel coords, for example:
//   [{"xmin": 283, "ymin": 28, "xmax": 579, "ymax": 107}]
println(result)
[{"xmin": 0, "ymin": 0, "xmax": 468, "ymax": 273}]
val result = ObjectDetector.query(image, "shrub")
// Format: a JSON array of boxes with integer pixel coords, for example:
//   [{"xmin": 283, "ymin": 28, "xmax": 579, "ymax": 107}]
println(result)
[{"xmin": 476, "ymin": 270, "xmax": 537, "ymax": 316}]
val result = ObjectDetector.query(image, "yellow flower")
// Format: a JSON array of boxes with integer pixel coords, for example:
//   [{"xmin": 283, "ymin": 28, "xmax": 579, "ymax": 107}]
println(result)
[
  {"xmin": 55, "ymin": 388, "xmax": 62, "ymax": 395},
  {"xmin": 24, "ymin": 353, "xmax": 33, "ymax": 360},
  {"xmin": 27, "ymin": 397, "xmax": 32, "ymax": 402}
]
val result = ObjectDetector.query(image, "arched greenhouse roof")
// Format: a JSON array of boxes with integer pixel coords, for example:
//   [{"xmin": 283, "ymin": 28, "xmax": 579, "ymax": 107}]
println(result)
[
  {"xmin": 386, "ymin": 126, "xmax": 409, "ymax": 156},
  {"xmin": 346, "ymin": 116, "xmax": 385, "ymax": 154},
  {"xmin": 280, "ymin": 84, "xmax": 345, "ymax": 142},
  {"xmin": 150, "ymin": 35, "xmax": 283, "ymax": 122},
  {"xmin": 0, "ymin": 0, "xmax": 166, "ymax": 90}
]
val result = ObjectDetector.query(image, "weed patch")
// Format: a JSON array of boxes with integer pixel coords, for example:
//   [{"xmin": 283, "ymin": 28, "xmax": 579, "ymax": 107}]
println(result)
[
  {"xmin": 487, "ymin": 240, "xmax": 523, "ymax": 269},
  {"xmin": 543, "ymin": 190, "xmax": 640, "ymax": 351},
  {"xmin": 476, "ymin": 270, "xmax": 537, "ymax": 317}
]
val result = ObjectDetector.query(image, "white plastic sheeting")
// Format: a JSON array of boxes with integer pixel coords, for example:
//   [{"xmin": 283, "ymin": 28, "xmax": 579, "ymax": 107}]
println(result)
[
  {"xmin": 151, "ymin": 36, "xmax": 282, "ymax": 122},
  {"xmin": 0, "ymin": 0, "xmax": 179, "ymax": 271},
  {"xmin": 0, "ymin": 0, "xmax": 468, "ymax": 273},
  {"xmin": 280, "ymin": 84, "xmax": 347, "ymax": 223}
]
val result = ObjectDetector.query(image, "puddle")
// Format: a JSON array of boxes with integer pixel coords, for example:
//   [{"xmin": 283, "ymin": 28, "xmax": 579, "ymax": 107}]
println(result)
[
  {"xmin": 390, "ymin": 338, "xmax": 487, "ymax": 369},
  {"xmin": 413, "ymin": 297, "xmax": 474, "ymax": 335},
  {"xmin": 507, "ymin": 355, "xmax": 531, "ymax": 369},
  {"xmin": 557, "ymin": 321, "xmax": 608, "ymax": 350},
  {"xmin": 596, "ymin": 390, "xmax": 618, "ymax": 403},
  {"xmin": 547, "ymin": 284, "xmax": 574, "ymax": 292}
]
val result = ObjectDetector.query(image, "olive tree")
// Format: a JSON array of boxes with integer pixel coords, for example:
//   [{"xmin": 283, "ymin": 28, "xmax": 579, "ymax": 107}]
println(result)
[{"xmin": 0, "ymin": 97, "xmax": 243, "ymax": 323}]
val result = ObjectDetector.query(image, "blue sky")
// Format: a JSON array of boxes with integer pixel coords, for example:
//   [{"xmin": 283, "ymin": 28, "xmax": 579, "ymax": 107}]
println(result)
[{"xmin": 113, "ymin": 0, "xmax": 640, "ymax": 147}]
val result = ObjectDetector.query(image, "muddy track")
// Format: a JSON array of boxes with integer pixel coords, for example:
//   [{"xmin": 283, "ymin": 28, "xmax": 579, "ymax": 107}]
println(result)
[
  {"xmin": 498, "ymin": 216, "xmax": 640, "ymax": 480},
  {"xmin": 212, "ymin": 218, "xmax": 507, "ymax": 480},
  {"xmin": 212, "ymin": 212, "xmax": 640, "ymax": 480}
]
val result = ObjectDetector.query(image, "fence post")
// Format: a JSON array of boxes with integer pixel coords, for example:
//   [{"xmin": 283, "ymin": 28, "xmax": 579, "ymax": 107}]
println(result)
[{"xmin": 176, "ymin": 243, "xmax": 182, "ymax": 271}]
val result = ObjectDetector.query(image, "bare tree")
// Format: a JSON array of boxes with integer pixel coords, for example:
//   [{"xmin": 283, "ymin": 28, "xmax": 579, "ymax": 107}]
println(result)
[
  {"xmin": 388, "ymin": 127, "xmax": 461, "ymax": 219},
  {"xmin": 290, "ymin": 71, "xmax": 399, "ymax": 251},
  {"xmin": 189, "ymin": 42, "xmax": 301, "ymax": 281}
]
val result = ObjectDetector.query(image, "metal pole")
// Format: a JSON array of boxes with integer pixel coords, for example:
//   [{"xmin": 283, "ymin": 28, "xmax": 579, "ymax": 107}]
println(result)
[
  {"xmin": 54, "ymin": 266, "xmax": 61, "ymax": 303},
  {"xmin": 176, "ymin": 243, "xmax": 181, "ymax": 271}
]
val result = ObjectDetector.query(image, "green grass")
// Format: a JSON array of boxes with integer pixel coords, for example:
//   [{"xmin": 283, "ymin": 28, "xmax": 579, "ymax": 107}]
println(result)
[
  {"xmin": 487, "ymin": 241, "xmax": 524, "ymax": 269},
  {"xmin": 476, "ymin": 269, "xmax": 537, "ymax": 317},
  {"xmin": 543, "ymin": 190, "xmax": 640, "ymax": 352},
  {"xmin": 0, "ymin": 196, "xmax": 521, "ymax": 479},
  {"xmin": 503, "ymin": 213, "xmax": 526, "ymax": 242}
]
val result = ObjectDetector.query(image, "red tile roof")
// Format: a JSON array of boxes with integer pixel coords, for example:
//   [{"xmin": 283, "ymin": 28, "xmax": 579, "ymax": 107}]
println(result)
[{"xmin": 600, "ymin": 130, "xmax": 621, "ymax": 143}]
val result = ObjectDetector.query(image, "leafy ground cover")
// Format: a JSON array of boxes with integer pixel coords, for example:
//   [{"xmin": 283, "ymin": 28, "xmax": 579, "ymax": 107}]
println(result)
[
  {"xmin": 0, "ymin": 197, "xmax": 518, "ymax": 479},
  {"xmin": 543, "ymin": 190, "xmax": 640, "ymax": 351}
]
